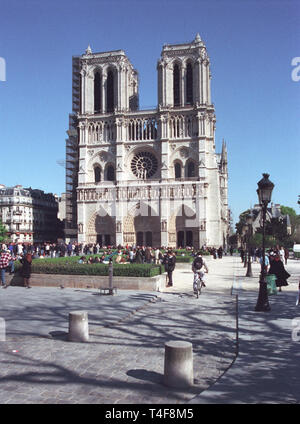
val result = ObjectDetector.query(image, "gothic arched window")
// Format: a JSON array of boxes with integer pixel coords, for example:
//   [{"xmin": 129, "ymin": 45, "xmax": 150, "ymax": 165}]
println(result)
[
  {"xmin": 186, "ymin": 63, "xmax": 193, "ymax": 105},
  {"xmin": 107, "ymin": 70, "xmax": 114, "ymax": 113},
  {"xmin": 94, "ymin": 166, "xmax": 101, "ymax": 183},
  {"xmin": 94, "ymin": 71, "xmax": 101, "ymax": 113},
  {"xmin": 106, "ymin": 165, "xmax": 115, "ymax": 181},
  {"xmin": 173, "ymin": 64, "xmax": 180, "ymax": 106},
  {"xmin": 174, "ymin": 162, "xmax": 181, "ymax": 179},
  {"xmin": 187, "ymin": 161, "xmax": 195, "ymax": 178}
]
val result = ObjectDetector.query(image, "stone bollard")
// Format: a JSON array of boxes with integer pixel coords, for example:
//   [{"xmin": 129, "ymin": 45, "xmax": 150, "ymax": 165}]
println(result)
[
  {"xmin": 0, "ymin": 318, "xmax": 5, "ymax": 341},
  {"xmin": 164, "ymin": 340, "xmax": 193, "ymax": 388},
  {"xmin": 68, "ymin": 311, "xmax": 89, "ymax": 342}
]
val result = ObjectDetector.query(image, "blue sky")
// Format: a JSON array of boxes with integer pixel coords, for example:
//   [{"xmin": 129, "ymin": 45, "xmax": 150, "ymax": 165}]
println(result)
[{"xmin": 0, "ymin": 0, "xmax": 299, "ymax": 225}]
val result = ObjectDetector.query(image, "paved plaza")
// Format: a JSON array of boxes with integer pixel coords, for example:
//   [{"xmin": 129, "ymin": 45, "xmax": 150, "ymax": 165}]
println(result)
[{"xmin": 0, "ymin": 255, "xmax": 299, "ymax": 404}]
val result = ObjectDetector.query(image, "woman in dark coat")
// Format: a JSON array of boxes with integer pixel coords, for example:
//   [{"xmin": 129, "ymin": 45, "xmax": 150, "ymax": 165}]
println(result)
[
  {"xmin": 268, "ymin": 254, "xmax": 290, "ymax": 292},
  {"xmin": 135, "ymin": 249, "xmax": 143, "ymax": 264},
  {"xmin": 20, "ymin": 253, "xmax": 32, "ymax": 288},
  {"xmin": 163, "ymin": 251, "xmax": 176, "ymax": 287}
]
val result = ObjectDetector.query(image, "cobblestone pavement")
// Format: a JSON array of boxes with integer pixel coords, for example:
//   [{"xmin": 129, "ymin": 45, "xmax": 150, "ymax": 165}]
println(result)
[
  {"xmin": 190, "ymin": 256, "xmax": 300, "ymax": 404},
  {"xmin": 0, "ymin": 257, "xmax": 237, "ymax": 404},
  {"xmin": 3, "ymin": 256, "xmax": 298, "ymax": 404}
]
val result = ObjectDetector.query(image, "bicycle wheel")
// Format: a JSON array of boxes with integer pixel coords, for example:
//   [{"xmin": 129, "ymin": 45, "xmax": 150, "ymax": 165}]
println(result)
[
  {"xmin": 193, "ymin": 276, "xmax": 198, "ymax": 296},
  {"xmin": 198, "ymin": 280, "xmax": 202, "ymax": 297}
]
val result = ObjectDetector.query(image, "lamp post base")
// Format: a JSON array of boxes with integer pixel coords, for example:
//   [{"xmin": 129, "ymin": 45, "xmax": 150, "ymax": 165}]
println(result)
[
  {"xmin": 246, "ymin": 261, "xmax": 253, "ymax": 277},
  {"xmin": 255, "ymin": 303, "xmax": 271, "ymax": 312},
  {"xmin": 255, "ymin": 273, "xmax": 271, "ymax": 312}
]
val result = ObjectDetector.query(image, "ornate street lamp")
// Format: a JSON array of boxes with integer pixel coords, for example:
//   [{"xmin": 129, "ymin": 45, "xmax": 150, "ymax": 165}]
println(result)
[
  {"xmin": 255, "ymin": 173, "xmax": 274, "ymax": 312},
  {"xmin": 245, "ymin": 210, "xmax": 253, "ymax": 277}
]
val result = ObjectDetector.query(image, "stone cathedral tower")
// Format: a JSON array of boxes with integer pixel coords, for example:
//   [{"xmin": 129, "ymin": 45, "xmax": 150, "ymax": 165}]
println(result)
[{"xmin": 65, "ymin": 35, "xmax": 229, "ymax": 248}]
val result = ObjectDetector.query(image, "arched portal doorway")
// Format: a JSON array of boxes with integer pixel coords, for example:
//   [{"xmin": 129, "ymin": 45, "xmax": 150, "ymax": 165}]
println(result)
[
  {"xmin": 123, "ymin": 203, "xmax": 160, "ymax": 247},
  {"xmin": 169, "ymin": 204, "xmax": 199, "ymax": 248},
  {"xmin": 87, "ymin": 208, "xmax": 116, "ymax": 246}
]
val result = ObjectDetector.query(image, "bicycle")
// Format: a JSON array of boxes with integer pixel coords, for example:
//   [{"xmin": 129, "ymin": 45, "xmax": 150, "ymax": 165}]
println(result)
[{"xmin": 193, "ymin": 270, "xmax": 206, "ymax": 298}]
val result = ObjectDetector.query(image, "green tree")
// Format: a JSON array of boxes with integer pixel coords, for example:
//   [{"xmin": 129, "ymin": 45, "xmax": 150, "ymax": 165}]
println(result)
[
  {"xmin": 250, "ymin": 233, "xmax": 275, "ymax": 248},
  {"xmin": 280, "ymin": 206, "xmax": 297, "ymax": 217},
  {"xmin": 236, "ymin": 206, "xmax": 296, "ymax": 248},
  {"xmin": 235, "ymin": 209, "xmax": 250, "ymax": 235},
  {"xmin": 281, "ymin": 205, "xmax": 300, "ymax": 243},
  {"xmin": 0, "ymin": 219, "xmax": 7, "ymax": 243},
  {"xmin": 263, "ymin": 217, "xmax": 292, "ymax": 247},
  {"xmin": 228, "ymin": 234, "xmax": 238, "ymax": 246}
]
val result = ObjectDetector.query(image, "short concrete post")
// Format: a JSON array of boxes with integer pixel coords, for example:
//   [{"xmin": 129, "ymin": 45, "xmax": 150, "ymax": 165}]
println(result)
[
  {"xmin": 68, "ymin": 311, "xmax": 89, "ymax": 342},
  {"xmin": 164, "ymin": 340, "xmax": 193, "ymax": 388},
  {"xmin": 0, "ymin": 318, "xmax": 6, "ymax": 341}
]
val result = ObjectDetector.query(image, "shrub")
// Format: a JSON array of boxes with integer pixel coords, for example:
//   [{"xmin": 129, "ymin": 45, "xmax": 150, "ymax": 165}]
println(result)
[
  {"xmin": 174, "ymin": 256, "xmax": 194, "ymax": 263},
  {"xmin": 14, "ymin": 259, "xmax": 162, "ymax": 278}
]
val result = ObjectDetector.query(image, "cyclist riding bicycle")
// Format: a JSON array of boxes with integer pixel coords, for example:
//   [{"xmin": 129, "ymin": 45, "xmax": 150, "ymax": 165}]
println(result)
[{"xmin": 192, "ymin": 252, "xmax": 209, "ymax": 293}]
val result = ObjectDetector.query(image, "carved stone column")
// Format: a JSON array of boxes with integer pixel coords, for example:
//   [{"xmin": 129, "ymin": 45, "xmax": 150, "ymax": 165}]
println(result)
[
  {"xmin": 101, "ymin": 71, "xmax": 107, "ymax": 113},
  {"xmin": 180, "ymin": 64, "xmax": 185, "ymax": 106}
]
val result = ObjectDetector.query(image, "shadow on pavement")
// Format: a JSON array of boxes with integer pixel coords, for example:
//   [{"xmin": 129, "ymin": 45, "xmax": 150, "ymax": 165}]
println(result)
[{"xmin": 127, "ymin": 369, "xmax": 163, "ymax": 385}]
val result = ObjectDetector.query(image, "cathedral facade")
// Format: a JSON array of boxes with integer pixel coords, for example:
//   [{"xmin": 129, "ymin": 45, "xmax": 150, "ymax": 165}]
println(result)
[{"xmin": 65, "ymin": 34, "xmax": 229, "ymax": 248}]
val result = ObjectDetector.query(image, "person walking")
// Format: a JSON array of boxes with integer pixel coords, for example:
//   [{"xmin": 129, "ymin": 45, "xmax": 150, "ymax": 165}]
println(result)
[
  {"xmin": 154, "ymin": 247, "xmax": 161, "ymax": 265},
  {"xmin": 145, "ymin": 247, "xmax": 152, "ymax": 264},
  {"xmin": 268, "ymin": 253, "xmax": 290, "ymax": 292},
  {"xmin": 255, "ymin": 247, "xmax": 262, "ymax": 263},
  {"xmin": 217, "ymin": 246, "xmax": 223, "ymax": 259},
  {"xmin": 211, "ymin": 247, "xmax": 217, "ymax": 259},
  {"xmin": 129, "ymin": 248, "xmax": 135, "ymax": 264},
  {"xmin": 20, "ymin": 253, "xmax": 33, "ymax": 289},
  {"xmin": 67, "ymin": 242, "xmax": 72, "ymax": 257},
  {"xmin": 0, "ymin": 249, "xmax": 14, "ymax": 288},
  {"xmin": 135, "ymin": 248, "xmax": 143, "ymax": 264},
  {"xmin": 163, "ymin": 250, "xmax": 176, "ymax": 287},
  {"xmin": 284, "ymin": 248, "xmax": 289, "ymax": 265},
  {"xmin": 17, "ymin": 243, "xmax": 23, "ymax": 256},
  {"xmin": 259, "ymin": 252, "xmax": 270, "ymax": 273},
  {"xmin": 279, "ymin": 246, "xmax": 285, "ymax": 264},
  {"xmin": 240, "ymin": 248, "xmax": 245, "ymax": 263}
]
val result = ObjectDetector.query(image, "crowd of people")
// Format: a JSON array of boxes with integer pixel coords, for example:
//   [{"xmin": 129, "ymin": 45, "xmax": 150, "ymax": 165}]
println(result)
[
  {"xmin": 238, "ymin": 245, "xmax": 290, "ymax": 266},
  {"xmin": 0, "ymin": 241, "xmax": 293, "ymax": 292},
  {"xmin": 0, "ymin": 247, "xmax": 32, "ymax": 288},
  {"xmin": 0, "ymin": 242, "xmax": 229, "ymax": 260},
  {"xmin": 0, "ymin": 240, "xmax": 212, "ymax": 289},
  {"xmin": 260, "ymin": 246, "xmax": 291, "ymax": 292},
  {"xmin": 238, "ymin": 244, "xmax": 291, "ymax": 292}
]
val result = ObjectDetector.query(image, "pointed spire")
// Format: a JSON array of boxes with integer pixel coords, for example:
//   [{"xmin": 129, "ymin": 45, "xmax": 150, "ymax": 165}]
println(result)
[
  {"xmin": 221, "ymin": 139, "xmax": 228, "ymax": 167},
  {"xmin": 85, "ymin": 45, "xmax": 92, "ymax": 55},
  {"xmin": 195, "ymin": 33, "xmax": 201, "ymax": 43},
  {"xmin": 221, "ymin": 138, "xmax": 226, "ymax": 156}
]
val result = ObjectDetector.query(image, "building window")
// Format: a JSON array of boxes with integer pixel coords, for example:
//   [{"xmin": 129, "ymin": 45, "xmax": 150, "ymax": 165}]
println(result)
[
  {"xmin": 94, "ymin": 71, "xmax": 101, "ymax": 113},
  {"xmin": 187, "ymin": 161, "xmax": 195, "ymax": 177},
  {"xmin": 131, "ymin": 151, "xmax": 158, "ymax": 179},
  {"xmin": 173, "ymin": 64, "xmax": 180, "ymax": 106},
  {"xmin": 107, "ymin": 70, "xmax": 114, "ymax": 113},
  {"xmin": 186, "ymin": 63, "xmax": 193, "ymax": 105},
  {"xmin": 174, "ymin": 163, "xmax": 181, "ymax": 179},
  {"xmin": 106, "ymin": 165, "xmax": 115, "ymax": 181},
  {"xmin": 94, "ymin": 166, "xmax": 101, "ymax": 183}
]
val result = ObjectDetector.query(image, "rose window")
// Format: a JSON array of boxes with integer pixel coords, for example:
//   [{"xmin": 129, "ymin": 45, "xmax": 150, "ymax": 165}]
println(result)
[{"xmin": 131, "ymin": 151, "xmax": 158, "ymax": 179}]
